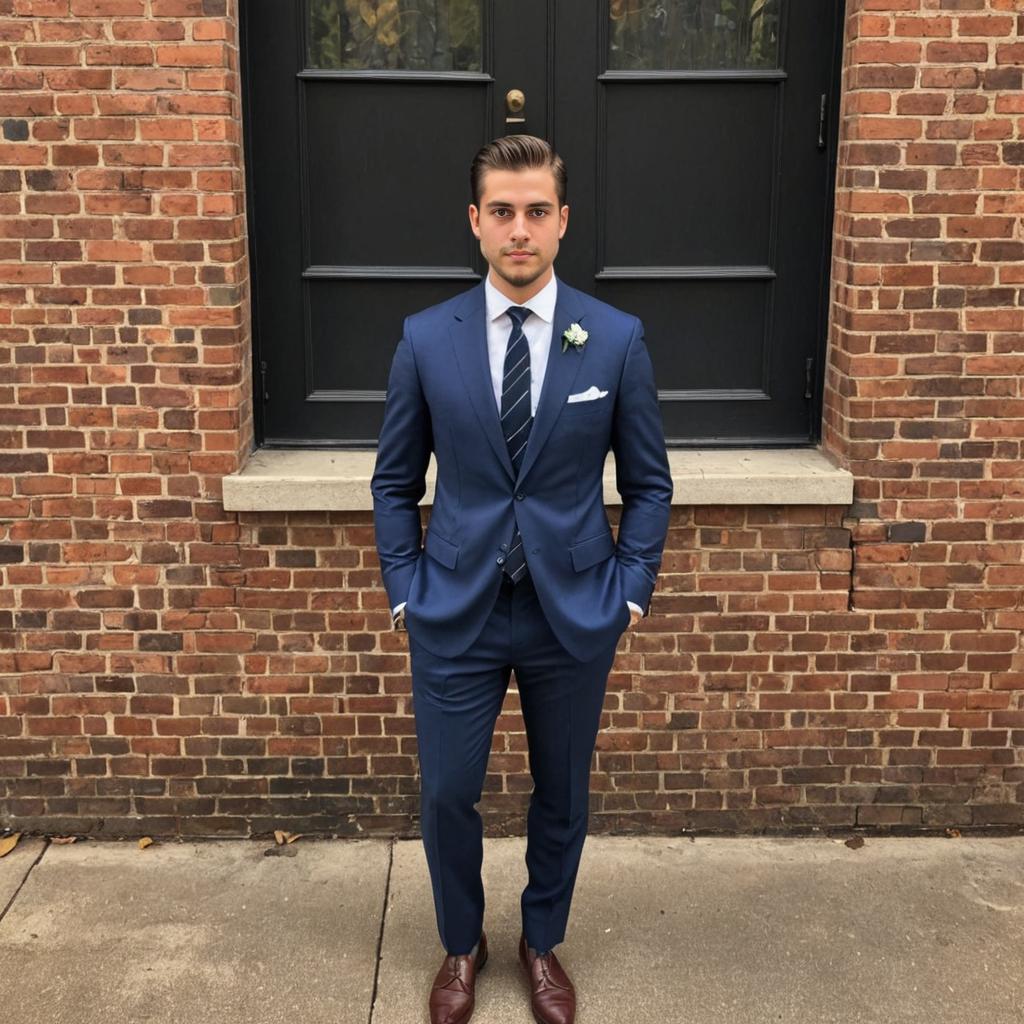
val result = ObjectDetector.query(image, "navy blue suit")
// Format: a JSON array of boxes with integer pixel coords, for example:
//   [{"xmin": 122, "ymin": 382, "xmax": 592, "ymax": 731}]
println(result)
[{"xmin": 371, "ymin": 274, "xmax": 672, "ymax": 955}]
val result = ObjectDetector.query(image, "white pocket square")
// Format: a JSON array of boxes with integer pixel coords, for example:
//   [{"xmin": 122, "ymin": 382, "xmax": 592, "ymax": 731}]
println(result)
[{"xmin": 567, "ymin": 386, "xmax": 608, "ymax": 404}]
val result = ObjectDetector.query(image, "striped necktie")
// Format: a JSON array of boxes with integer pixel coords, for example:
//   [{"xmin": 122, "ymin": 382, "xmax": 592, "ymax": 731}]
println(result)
[{"xmin": 500, "ymin": 305, "xmax": 532, "ymax": 583}]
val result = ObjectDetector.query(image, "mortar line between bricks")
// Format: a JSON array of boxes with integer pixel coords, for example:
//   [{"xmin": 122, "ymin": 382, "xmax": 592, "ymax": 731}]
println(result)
[
  {"xmin": 0, "ymin": 837, "xmax": 51, "ymax": 925},
  {"xmin": 367, "ymin": 836, "xmax": 396, "ymax": 1024}
]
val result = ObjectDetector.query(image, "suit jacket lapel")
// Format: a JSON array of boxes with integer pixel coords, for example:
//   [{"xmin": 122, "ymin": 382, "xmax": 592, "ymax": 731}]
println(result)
[
  {"xmin": 450, "ymin": 281, "xmax": 516, "ymax": 482},
  {"xmin": 514, "ymin": 276, "xmax": 587, "ymax": 487},
  {"xmin": 448, "ymin": 274, "xmax": 588, "ymax": 488}
]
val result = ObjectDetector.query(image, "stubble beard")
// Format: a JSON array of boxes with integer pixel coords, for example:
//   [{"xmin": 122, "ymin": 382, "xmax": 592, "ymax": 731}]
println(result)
[{"xmin": 492, "ymin": 252, "xmax": 551, "ymax": 291}]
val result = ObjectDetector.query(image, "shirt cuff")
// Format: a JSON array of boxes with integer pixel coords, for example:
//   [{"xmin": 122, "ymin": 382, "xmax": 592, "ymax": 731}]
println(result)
[{"xmin": 626, "ymin": 600, "xmax": 643, "ymax": 616}]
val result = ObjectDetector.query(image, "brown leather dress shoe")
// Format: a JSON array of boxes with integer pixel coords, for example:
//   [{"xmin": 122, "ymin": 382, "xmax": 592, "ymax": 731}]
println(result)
[
  {"xmin": 428, "ymin": 931, "xmax": 488, "ymax": 1024},
  {"xmin": 518, "ymin": 933, "xmax": 576, "ymax": 1024}
]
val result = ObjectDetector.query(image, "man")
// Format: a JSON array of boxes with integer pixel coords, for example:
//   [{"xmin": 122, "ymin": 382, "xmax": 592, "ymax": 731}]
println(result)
[{"xmin": 371, "ymin": 135, "xmax": 672, "ymax": 1024}]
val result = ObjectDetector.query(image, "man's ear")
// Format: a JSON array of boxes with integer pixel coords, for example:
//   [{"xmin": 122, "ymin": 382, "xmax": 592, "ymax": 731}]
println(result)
[
  {"xmin": 559, "ymin": 203, "xmax": 569, "ymax": 238},
  {"xmin": 468, "ymin": 203, "xmax": 481, "ymax": 239}
]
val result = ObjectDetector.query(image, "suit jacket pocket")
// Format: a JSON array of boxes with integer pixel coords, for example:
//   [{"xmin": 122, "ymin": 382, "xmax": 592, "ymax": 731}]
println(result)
[
  {"xmin": 424, "ymin": 528, "xmax": 459, "ymax": 569},
  {"xmin": 569, "ymin": 531, "xmax": 615, "ymax": 572},
  {"xmin": 562, "ymin": 396, "xmax": 609, "ymax": 418}
]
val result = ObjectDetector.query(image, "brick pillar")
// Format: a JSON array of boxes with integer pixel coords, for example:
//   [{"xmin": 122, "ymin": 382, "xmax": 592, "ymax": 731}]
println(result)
[
  {"xmin": 0, "ymin": 0, "xmax": 258, "ymax": 835},
  {"xmin": 822, "ymin": 0, "xmax": 1024, "ymax": 825}
]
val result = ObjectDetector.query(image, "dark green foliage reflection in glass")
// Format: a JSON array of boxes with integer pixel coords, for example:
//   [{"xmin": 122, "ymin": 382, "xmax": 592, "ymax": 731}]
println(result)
[
  {"xmin": 608, "ymin": 0, "xmax": 780, "ymax": 71},
  {"xmin": 308, "ymin": 0, "xmax": 482, "ymax": 71}
]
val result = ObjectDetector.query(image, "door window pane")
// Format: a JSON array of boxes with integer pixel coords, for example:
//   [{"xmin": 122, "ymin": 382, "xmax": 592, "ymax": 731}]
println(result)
[
  {"xmin": 608, "ymin": 0, "xmax": 781, "ymax": 71},
  {"xmin": 308, "ymin": 0, "xmax": 482, "ymax": 71}
]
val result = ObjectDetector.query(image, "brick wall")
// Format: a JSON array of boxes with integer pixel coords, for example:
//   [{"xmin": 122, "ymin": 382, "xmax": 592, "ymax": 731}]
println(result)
[
  {"xmin": 0, "ymin": 0, "xmax": 1021, "ymax": 838},
  {"xmin": 822, "ymin": 0, "xmax": 1024, "ymax": 828}
]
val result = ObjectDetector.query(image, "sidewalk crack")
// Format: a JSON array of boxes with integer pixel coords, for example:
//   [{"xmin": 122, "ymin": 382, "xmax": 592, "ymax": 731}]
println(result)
[
  {"xmin": 0, "ymin": 836, "xmax": 50, "ymax": 926},
  {"xmin": 367, "ymin": 836, "xmax": 395, "ymax": 1024}
]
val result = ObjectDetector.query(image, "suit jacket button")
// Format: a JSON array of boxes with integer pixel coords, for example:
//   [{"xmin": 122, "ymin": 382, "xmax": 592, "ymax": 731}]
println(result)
[
  {"xmin": 515, "ymin": 493, "xmax": 524, "ymax": 500},
  {"xmin": 496, "ymin": 556, "xmax": 505, "ymax": 565}
]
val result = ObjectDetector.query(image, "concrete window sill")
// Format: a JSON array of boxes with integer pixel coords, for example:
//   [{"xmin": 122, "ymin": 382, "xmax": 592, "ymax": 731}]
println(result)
[{"xmin": 222, "ymin": 447, "xmax": 853, "ymax": 512}]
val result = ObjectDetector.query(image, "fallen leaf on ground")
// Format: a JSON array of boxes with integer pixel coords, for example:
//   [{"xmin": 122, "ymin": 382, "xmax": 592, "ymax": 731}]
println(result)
[
  {"xmin": 0, "ymin": 833, "xmax": 21, "ymax": 857},
  {"xmin": 138, "ymin": 836, "xmax": 154, "ymax": 849},
  {"xmin": 274, "ymin": 830, "xmax": 303, "ymax": 845},
  {"xmin": 51, "ymin": 836, "xmax": 77, "ymax": 845}
]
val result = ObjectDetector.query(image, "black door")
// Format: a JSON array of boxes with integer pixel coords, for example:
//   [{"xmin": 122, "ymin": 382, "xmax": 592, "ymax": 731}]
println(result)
[{"xmin": 241, "ymin": 1, "xmax": 844, "ymax": 448}]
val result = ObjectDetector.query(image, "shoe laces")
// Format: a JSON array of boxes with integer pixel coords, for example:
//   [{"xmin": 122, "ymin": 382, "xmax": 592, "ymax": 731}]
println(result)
[
  {"xmin": 530, "ymin": 950, "xmax": 571, "ymax": 992},
  {"xmin": 438, "ymin": 954, "xmax": 473, "ymax": 993}
]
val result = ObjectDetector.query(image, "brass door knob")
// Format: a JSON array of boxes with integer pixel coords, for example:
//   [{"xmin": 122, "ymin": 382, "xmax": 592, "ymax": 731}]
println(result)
[{"xmin": 506, "ymin": 88, "xmax": 525, "ymax": 114}]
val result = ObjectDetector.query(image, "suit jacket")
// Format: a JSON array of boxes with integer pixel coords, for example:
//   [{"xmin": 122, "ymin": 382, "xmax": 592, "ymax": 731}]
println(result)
[{"xmin": 370, "ymin": 274, "xmax": 673, "ymax": 662}]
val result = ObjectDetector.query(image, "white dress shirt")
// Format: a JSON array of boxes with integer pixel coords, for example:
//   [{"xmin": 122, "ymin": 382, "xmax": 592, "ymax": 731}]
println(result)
[
  {"xmin": 393, "ymin": 273, "xmax": 642, "ymax": 622},
  {"xmin": 484, "ymin": 270, "xmax": 557, "ymax": 418}
]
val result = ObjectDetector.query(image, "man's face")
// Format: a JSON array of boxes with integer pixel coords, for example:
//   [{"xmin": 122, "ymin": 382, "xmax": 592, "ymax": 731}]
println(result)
[{"xmin": 468, "ymin": 166, "xmax": 569, "ymax": 294}]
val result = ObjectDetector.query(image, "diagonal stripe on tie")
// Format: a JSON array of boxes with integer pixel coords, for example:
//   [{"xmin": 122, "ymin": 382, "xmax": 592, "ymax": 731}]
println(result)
[{"xmin": 500, "ymin": 305, "xmax": 532, "ymax": 583}]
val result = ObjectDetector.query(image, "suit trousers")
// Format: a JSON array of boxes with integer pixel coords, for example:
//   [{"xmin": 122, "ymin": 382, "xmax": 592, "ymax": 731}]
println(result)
[{"xmin": 408, "ymin": 568, "xmax": 620, "ymax": 956}]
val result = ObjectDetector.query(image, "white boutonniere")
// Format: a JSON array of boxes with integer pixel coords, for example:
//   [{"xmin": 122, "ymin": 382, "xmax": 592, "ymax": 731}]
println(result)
[{"xmin": 561, "ymin": 322, "xmax": 588, "ymax": 353}]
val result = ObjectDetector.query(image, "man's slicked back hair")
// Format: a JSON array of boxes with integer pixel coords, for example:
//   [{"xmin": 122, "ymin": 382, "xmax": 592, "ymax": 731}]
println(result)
[{"xmin": 470, "ymin": 134, "xmax": 567, "ymax": 208}]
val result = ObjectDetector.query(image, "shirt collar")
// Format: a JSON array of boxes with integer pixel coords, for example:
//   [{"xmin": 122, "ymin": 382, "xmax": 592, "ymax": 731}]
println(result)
[{"xmin": 484, "ymin": 271, "xmax": 557, "ymax": 325}]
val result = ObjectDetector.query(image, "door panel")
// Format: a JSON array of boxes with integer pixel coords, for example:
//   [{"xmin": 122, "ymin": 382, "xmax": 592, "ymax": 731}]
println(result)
[
  {"xmin": 303, "ymin": 81, "xmax": 488, "ymax": 269},
  {"xmin": 601, "ymin": 81, "xmax": 777, "ymax": 268},
  {"xmin": 598, "ymin": 277, "xmax": 774, "ymax": 391}
]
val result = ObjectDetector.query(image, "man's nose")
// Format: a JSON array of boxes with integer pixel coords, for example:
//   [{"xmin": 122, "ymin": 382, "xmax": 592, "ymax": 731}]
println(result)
[{"xmin": 510, "ymin": 214, "xmax": 531, "ymax": 238}]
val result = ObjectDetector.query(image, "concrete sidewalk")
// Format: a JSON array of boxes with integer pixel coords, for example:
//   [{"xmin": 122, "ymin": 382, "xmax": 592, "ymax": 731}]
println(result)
[{"xmin": 0, "ymin": 833, "xmax": 1021, "ymax": 1024}]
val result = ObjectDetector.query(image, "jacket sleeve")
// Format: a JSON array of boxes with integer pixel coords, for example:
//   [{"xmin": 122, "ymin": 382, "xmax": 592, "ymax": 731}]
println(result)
[
  {"xmin": 610, "ymin": 317, "xmax": 673, "ymax": 617},
  {"xmin": 370, "ymin": 320, "xmax": 433, "ymax": 613}
]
